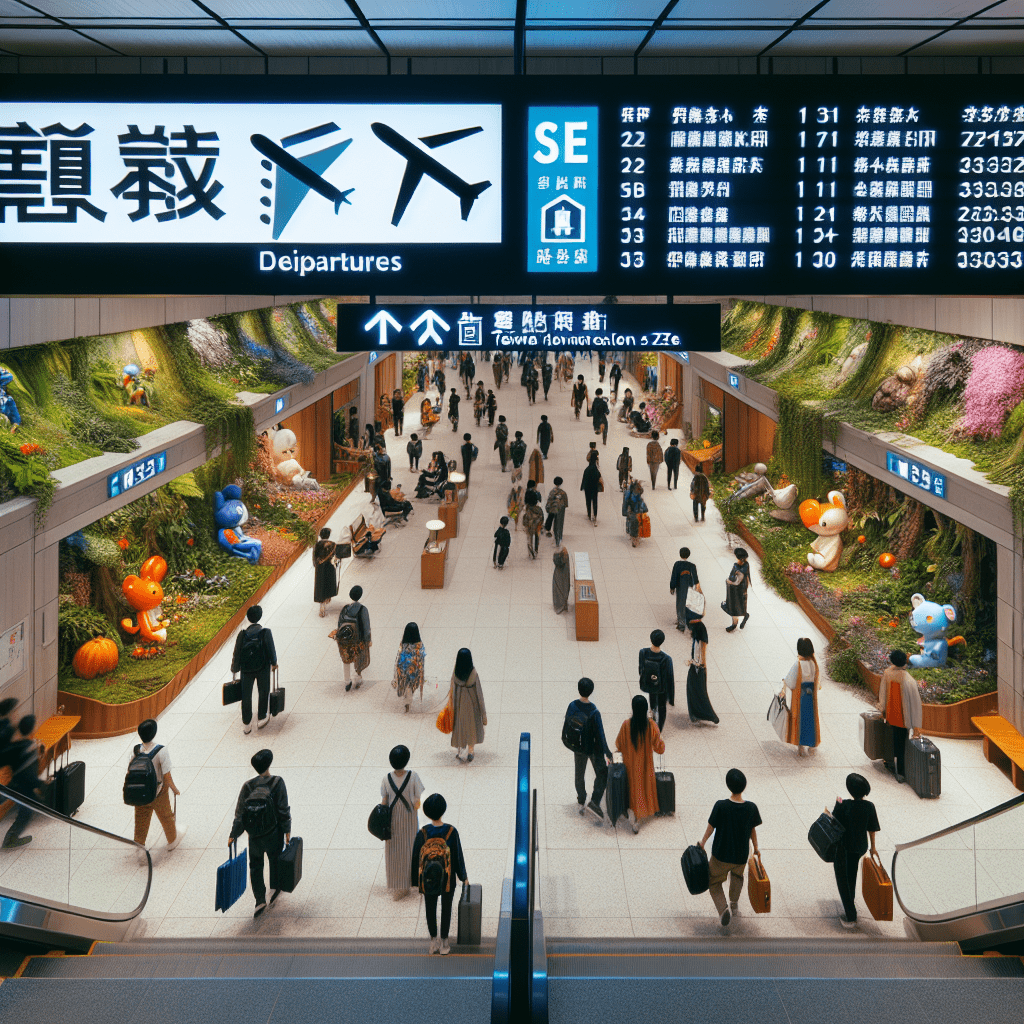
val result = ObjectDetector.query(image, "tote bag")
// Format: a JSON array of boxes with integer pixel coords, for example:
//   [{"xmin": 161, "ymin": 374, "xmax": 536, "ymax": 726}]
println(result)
[
  {"xmin": 767, "ymin": 692, "xmax": 789, "ymax": 742},
  {"xmin": 684, "ymin": 589, "xmax": 705, "ymax": 617}
]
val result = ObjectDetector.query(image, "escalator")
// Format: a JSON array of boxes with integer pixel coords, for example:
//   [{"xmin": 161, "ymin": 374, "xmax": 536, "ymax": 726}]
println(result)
[{"xmin": 893, "ymin": 791, "xmax": 1024, "ymax": 951}]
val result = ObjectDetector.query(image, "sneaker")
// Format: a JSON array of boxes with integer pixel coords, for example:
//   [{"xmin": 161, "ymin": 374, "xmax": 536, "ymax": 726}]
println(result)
[
  {"xmin": 243, "ymin": 721, "xmax": 252, "ymax": 734},
  {"xmin": 257, "ymin": 717, "xmax": 269, "ymax": 730},
  {"xmin": 720, "ymin": 906, "xmax": 732, "ymax": 927},
  {"xmin": 439, "ymin": 938, "xmax": 451, "ymax": 955},
  {"xmin": 839, "ymin": 914, "xmax": 857, "ymax": 929},
  {"xmin": 270, "ymin": 888, "xmax": 282, "ymax": 905},
  {"xmin": 586, "ymin": 800, "xmax": 605, "ymax": 821},
  {"xmin": 345, "ymin": 681, "xmax": 353, "ymax": 692},
  {"xmin": 166, "ymin": 825, "xmax": 187, "ymax": 851},
  {"xmin": 725, "ymin": 624, "xmax": 737, "ymax": 633},
  {"xmin": 429, "ymin": 937, "xmax": 441, "ymax": 954},
  {"xmin": 254, "ymin": 902, "xmax": 267, "ymax": 918}
]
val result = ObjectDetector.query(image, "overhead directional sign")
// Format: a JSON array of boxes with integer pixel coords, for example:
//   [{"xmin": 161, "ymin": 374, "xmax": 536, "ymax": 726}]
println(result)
[{"xmin": 339, "ymin": 303, "xmax": 721, "ymax": 352}]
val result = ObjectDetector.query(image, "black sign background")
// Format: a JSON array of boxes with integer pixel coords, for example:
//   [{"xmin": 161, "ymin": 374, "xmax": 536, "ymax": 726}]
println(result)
[{"xmin": 1, "ymin": 74, "xmax": 1021, "ymax": 295}]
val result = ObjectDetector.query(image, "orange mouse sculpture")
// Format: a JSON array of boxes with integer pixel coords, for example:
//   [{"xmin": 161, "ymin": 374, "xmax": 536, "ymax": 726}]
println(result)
[{"xmin": 121, "ymin": 554, "xmax": 170, "ymax": 644}]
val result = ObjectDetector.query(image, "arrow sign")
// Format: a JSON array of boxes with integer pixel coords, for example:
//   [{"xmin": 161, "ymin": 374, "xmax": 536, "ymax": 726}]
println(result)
[
  {"xmin": 364, "ymin": 309, "xmax": 403, "ymax": 346},
  {"xmin": 410, "ymin": 309, "xmax": 450, "ymax": 347}
]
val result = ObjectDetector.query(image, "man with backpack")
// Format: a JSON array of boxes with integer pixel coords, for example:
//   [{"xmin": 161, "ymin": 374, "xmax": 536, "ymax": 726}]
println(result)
[
  {"xmin": 228, "ymin": 748, "xmax": 291, "ymax": 919},
  {"xmin": 509, "ymin": 431, "xmax": 528, "ymax": 477},
  {"xmin": 638, "ymin": 629, "xmax": 675, "ymax": 730},
  {"xmin": 563, "ymin": 678, "xmax": 613, "ymax": 822},
  {"xmin": 230, "ymin": 605, "xmax": 279, "ymax": 734},
  {"xmin": 410, "ymin": 793, "xmax": 468, "ymax": 955},
  {"xmin": 494, "ymin": 415, "xmax": 509, "ymax": 472},
  {"xmin": 125, "ymin": 717, "xmax": 183, "ymax": 861},
  {"xmin": 336, "ymin": 585, "xmax": 371, "ymax": 691}
]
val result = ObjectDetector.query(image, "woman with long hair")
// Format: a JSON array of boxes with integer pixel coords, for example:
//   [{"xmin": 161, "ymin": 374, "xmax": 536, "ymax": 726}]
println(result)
[
  {"xmin": 615, "ymin": 694, "xmax": 666, "ymax": 834},
  {"xmin": 311, "ymin": 527, "xmax": 338, "ymax": 618},
  {"xmin": 448, "ymin": 648, "xmax": 487, "ymax": 763},
  {"xmin": 393, "ymin": 622, "xmax": 426, "ymax": 713},
  {"xmin": 580, "ymin": 449, "xmax": 603, "ymax": 525},
  {"xmin": 782, "ymin": 637, "xmax": 821, "ymax": 756}
]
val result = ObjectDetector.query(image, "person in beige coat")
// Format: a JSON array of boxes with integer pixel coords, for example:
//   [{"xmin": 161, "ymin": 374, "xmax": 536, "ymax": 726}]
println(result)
[
  {"xmin": 449, "ymin": 648, "xmax": 487, "ymax": 763},
  {"xmin": 877, "ymin": 649, "xmax": 924, "ymax": 783}
]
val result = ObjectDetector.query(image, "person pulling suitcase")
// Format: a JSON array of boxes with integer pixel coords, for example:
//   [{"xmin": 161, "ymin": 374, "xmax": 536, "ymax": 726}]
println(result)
[{"xmin": 876, "ymin": 649, "xmax": 924, "ymax": 784}]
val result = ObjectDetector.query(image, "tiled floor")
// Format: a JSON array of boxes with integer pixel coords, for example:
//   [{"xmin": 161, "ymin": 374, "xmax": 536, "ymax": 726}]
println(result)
[{"xmin": 6, "ymin": 354, "xmax": 1020, "ymax": 943}]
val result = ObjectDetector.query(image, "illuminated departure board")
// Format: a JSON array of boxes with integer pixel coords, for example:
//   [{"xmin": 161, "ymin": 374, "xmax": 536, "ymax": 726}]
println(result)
[{"xmin": 1, "ymin": 75, "xmax": 1020, "ymax": 295}]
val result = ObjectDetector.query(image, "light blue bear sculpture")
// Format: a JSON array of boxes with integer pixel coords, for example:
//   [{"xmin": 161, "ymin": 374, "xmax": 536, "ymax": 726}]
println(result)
[
  {"xmin": 0, "ymin": 367, "xmax": 21, "ymax": 431},
  {"xmin": 908, "ymin": 592, "xmax": 965, "ymax": 668},
  {"xmin": 213, "ymin": 484, "xmax": 263, "ymax": 564}
]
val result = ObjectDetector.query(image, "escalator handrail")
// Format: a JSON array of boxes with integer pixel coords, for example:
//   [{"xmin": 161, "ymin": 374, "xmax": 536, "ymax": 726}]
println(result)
[
  {"xmin": 891, "ymin": 791, "xmax": 1024, "ymax": 923},
  {"xmin": 0, "ymin": 782, "xmax": 153, "ymax": 924}
]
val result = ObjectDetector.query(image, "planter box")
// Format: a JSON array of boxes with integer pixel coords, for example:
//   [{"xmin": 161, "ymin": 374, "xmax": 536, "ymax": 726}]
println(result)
[
  {"xmin": 60, "ymin": 473, "xmax": 362, "ymax": 739},
  {"xmin": 333, "ymin": 459, "xmax": 366, "ymax": 477}
]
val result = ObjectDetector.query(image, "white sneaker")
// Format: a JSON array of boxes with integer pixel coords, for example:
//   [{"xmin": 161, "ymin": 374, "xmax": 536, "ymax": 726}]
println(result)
[
  {"xmin": 429, "ymin": 937, "xmax": 441, "ymax": 954},
  {"xmin": 243, "ymin": 721, "xmax": 252, "ymax": 734},
  {"xmin": 439, "ymin": 938, "xmax": 451, "ymax": 955},
  {"xmin": 166, "ymin": 825, "xmax": 187, "ymax": 851},
  {"xmin": 257, "ymin": 717, "xmax": 269, "ymax": 730},
  {"xmin": 354, "ymin": 676, "xmax": 363, "ymax": 689}
]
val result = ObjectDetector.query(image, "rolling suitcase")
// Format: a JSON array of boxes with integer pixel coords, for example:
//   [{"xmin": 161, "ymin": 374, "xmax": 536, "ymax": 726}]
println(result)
[
  {"xmin": 860, "ymin": 711, "xmax": 893, "ymax": 763},
  {"xmin": 747, "ymin": 852, "xmax": 771, "ymax": 914},
  {"xmin": 52, "ymin": 749, "xmax": 85, "ymax": 818},
  {"xmin": 655, "ymin": 757, "xmax": 675, "ymax": 816},
  {"xmin": 216, "ymin": 841, "xmax": 247, "ymax": 912},
  {"xmin": 905, "ymin": 735, "xmax": 941, "ymax": 798},
  {"xmin": 273, "ymin": 836, "xmax": 303, "ymax": 893},
  {"xmin": 680, "ymin": 844, "xmax": 709, "ymax": 895},
  {"xmin": 861, "ymin": 850, "xmax": 893, "ymax": 921},
  {"xmin": 808, "ymin": 809, "xmax": 845, "ymax": 863},
  {"xmin": 457, "ymin": 881, "xmax": 483, "ymax": 945},
  {"xmin": 268, "ymin": 667, "xmax": 286, "ymax": 717},
  {"xmin": 605, "ymin": 760, "xmax": 629, "ymax": 827}
]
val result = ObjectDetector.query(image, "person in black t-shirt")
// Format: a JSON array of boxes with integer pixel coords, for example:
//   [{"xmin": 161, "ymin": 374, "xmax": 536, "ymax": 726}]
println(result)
[
  {"xmin": 832, "ymin": 773, "xmax": 880, "ymax": 928},
  {"xmin": 493, "ymin": 516, "xmax": 511, "ymax": 569},
  {"xmin": 698, "ymin": 768, "xmax": 762, "ymax": 928},
  {"xmin": 669, "ymin": 547, "xmax": 702, "ymax": 632}
]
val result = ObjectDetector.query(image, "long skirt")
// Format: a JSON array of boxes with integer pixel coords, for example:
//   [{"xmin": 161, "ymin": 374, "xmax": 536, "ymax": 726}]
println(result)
[
  {"xmin": 384, "ymin": 798, "xmax": 419, "ymax": 890},
  {"xmin": 338, "ymin": 639, "xmax": 370, "ymax": 675},
  {"xmin": 313, "ymin": 561, "xmax": 337, "ymax": 604},
  {"xmin": 686, "ymin": 665, "xmax": 719, "ymax": 724},
  {"xmin": 724, "ymin": 584, "xmax": 747, "ymax": 617},
  {"xmin": 800, "ymin": 681, "xmax": 818, "ymax": 747}
]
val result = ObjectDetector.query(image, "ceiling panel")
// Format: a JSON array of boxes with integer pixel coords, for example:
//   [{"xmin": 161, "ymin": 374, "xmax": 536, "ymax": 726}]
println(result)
[
  {"xmin": 83, "ymin": 27, "xmax": 259, "ymax": 55},
  {"xmin": 813, "ymin": 0, "xmax": 1001, "ymax": 16},
  {"xmin": 21, "ymin": 0, "xmax": 205, "ymax": 16},
  {"xmin": 527, "ymin": 28, "xmax": 648, "ymax": 53},
  {"xmin": 207, "ymin": 0, "xmax": 363, "ymax": 16},
  {"xmin": 665, "ymin": 1, "xmax": 816, "ymax": 19},
  {"xmin": 359, "ymin": 1, "xmax": 514, "ymax": 17},
  {"xmin": 769, "ymin": 27, "xmax": 940, "ymax": 53},
  {"xmin": 0, "ymin": 26, "xmax": 114, "ymax": 53},
  {"xmin": 376, "ymin": 27, "xmax": 512, "ymax": 54},
  {"xmin": 242, "ymin": 28, "xmax": 380, "ymax": 54},
  {"xmin": 528, "ymin": 0, "xmax": 667, "ymax": 18},
  {"xmin": 913, "ymin": 26, "xmax": 1024, "ymax": 52},
  {"xmin": 644, "ymin": 28, "xmax": 783, "ymax": 54}
]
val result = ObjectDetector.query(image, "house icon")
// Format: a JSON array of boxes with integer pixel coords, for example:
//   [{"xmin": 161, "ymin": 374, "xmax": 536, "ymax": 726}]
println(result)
[{"xmin": 541, "ymin": 196, "xmax": 585, "ymax": 244}]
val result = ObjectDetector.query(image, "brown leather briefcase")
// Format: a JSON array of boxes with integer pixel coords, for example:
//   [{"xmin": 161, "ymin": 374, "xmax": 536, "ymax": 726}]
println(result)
[
  {"xmin": 747, "ymin": 851, "xmax": 771, "ymax": 914},
  {"xmin": 861, "ymin": 850, "xmax": 893, "ymax": 921}
]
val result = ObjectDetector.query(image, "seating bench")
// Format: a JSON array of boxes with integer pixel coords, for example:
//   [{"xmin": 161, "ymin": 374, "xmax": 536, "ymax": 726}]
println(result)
[{"xmin": 971, "ymin": 715, "xmax": 1024, "ymax": 791}]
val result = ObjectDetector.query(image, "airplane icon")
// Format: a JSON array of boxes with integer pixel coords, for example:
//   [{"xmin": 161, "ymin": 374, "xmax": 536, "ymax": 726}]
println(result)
[{"xmin": 371, "ymin": 122, "xmax": 492, "ymax": 227}]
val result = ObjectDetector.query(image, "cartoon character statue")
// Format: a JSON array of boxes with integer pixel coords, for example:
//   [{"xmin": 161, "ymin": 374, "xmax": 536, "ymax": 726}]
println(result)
[
  {"xmin": 214, "ymin": 484, "xmax": 263, "ymax": 564},
  {"xmin": 121, "ymin": 363, "xmax": 150, "ymax": 407},
  {"xmin": 269, "ymin": 426, "xmax": 318, "ymax": 490},
  {"xmin": 726, "ymin": 462, "xmax": 801, "ymax": 520},
  {"xmin": 908, "ymin": 593, "xmax": 966, "ymax": 668},
  {"xmin": 798, "ymin": 490, "xmax": 849, "ymax": 572},
  {"xmin": 121, "ymin": 554, "xmax": 170, "ymax": 644},
  {"xmin": 0, "ymin": 367, "xmax": 21, "ymax": 432}
]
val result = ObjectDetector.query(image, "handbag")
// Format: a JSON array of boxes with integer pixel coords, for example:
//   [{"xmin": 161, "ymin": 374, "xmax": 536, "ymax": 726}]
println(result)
[
  {"xmin": 222, "ymin": 673, "xmax": 242, "ymax": 706},
  {"xmin": 684, "ymin": 588, "xmax": 705, "ymax": 617},
  {"xmin": 597, "ymin": 477, "xmax": 604, "ymax": 492},
  {"xmin": 808, "ymin": 808, "xmax": 846, "ymax": 863},
  {"xmin": 436, "ymin": 704, "xmax": 453, "ymax": 735},
  {"xmin": 767, "ymin": 692, "xmax": 789, "ymax": 742},
  {"xmin": 747, "ymin": 852, "xmax": 771, "ymax": 913}
]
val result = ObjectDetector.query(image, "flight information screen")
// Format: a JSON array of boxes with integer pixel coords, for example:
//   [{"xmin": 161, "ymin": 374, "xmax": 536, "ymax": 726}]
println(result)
[{"xmin": 0, "ymin": 75, "xmax": 1020, "ymax": 295}]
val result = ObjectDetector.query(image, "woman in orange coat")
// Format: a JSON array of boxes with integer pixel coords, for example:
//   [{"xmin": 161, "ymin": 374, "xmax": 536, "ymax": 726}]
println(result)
[{"xmin": 615, "ymin": 694, "xmax": 666, "ymax": 834}]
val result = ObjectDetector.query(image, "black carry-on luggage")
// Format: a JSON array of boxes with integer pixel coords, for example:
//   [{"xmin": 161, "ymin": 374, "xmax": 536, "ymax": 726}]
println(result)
[
  {"xmin": 457, "ymin": 882, "xmax": 483, "ymax": 945},
  {"xmin": 860, "ymin": 711, "xmax": 893, "ymax": 763},
  {"xmin": 905, "ymin": 736, "xmax": 941, "ymax": 798},
  {"xmin": 681, "ymin": 844, "xmax": 710, "ymax": 895},
  {"xmin": 655, "ymin": 756, "xmax": 675, "ymax": 816},
  {"xmin": 268, "ymin": 667, "xmax": 286, "ymax": 717},
  {"xmin": 273, "ymin": 836, "xmax": 303, "ymax": 893},
  {"xmin": 605, "ymin": 758, "xmax": 629, "ymax": 827},
  {"xmin": 50, "ymin": 746, "xmax": 85, "ymax": 818}
]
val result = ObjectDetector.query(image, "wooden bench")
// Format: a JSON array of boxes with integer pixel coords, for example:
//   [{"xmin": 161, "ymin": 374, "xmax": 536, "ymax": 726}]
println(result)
[{"xmin": 972, "ymin": 715, "xmax": 1024, "ymax": 791}]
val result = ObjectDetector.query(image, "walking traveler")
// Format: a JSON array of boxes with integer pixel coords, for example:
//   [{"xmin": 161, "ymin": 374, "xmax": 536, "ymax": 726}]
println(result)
[
  {"xmin": 877, "ymin": 650, "xmax": 924, "ymax": 782},
  {"xmin": 448, "ymin": 388, "xmax": 460, "ymax": 431},
  {"xmin": 669, "ymin": 548, "xmax": 702, "ymax": 632},
  {"xmin": 571, "ymin": 375, "xmax": 589, "ymax": 420},
  {"xmin": 449, "ymin": 648, "xmax": 486, "ymax": 762},
  {"xmin": 591, "ymin": 389, "xmax": 610, "ymax": 445},
  {"xmin": 434, "ymin": 368, "xmax": 446, "ymax": 397},
  {"xmin": 494, "ymin": 416, "xmax": 509, "ymax": 472},
  {"xmin": 486, "ymin": 390, "xmax": 497, "ymax": 425},
  {"xmin": 598, "ymin": 351, "xmax": 606, "ymax": 382},
  {"xmin": 1, "ymin": 715, "xmax": 42, "ymax": 850},
  {"xmin": 623, "ymin": 479, "xmax": 647, "ymax": 548},
  {"xmin": 493, "ymin": 357, "xmax": 503, "ymax": 389},
  {"xmin": 664, "ymin": 438, "xmax": 682, "ymax": 490},
  {"xmin": 616, "ymin": 447, "xmax": 632, "ymax": 491},
  {"xmin": 411, "ymin": 793, "xmax": 468, "ymax": 955},
  {"xmin": 312, "ymin": 527, "xmax": 339, "ymax": 618},
  {"xmin": 690, "ymin": 468, "xmax": 710, "ymax": 522},
  {"xmin": 461, "ymin": 433, "xmax": 476, "ymax": 481},
  {"xmin": 381, "ymin": 744, "xmax": 423, "ymax": 899},
  {"xmin": 227, "ymin": 748, "xmax": 291, "ymax": 919},
  {"xmin": 537, "ymin": 415, "xmax": 553, "ymax": 459},
  {"xmin": 407, "ymin": 433, "xmax": 423, "ymax": 471},
  {"xmin": 686, "ymin": 610, "xmax": 718, "ymax": 725},
  {"xmin": 526, "ymin": 362, "xmax": 539, "ymax": 404},
  {"xmin": 544, "ymin": 476, "xmax": 568, "ymax": 545},
  {"xmin": 231, "ymin": 605, "xmax": 278, "ymax": 734},
  {"xmin": 127, "ymin": 718, "xmax": 184, "ymax": 858},
  {"xmin": 493, "ymin": 516, "xmax": 511, "ymax": 569},
  {"xmin": 565, "ymin": 678, "xmax": 613, "ymax": 821},
  {"xmin": 557, "ymin": 352, "xmax": 573, "ymax": 389},
  {"xmin": 541, "ymin": 360, "xmax": 553, "ymax": 400},
  {"xmin": 335, "ymin": 586, "xmax": 371, "ymax": 692},
  {"xmin": 697, "ymin": 769, "xmax": 762, "ymax": 928},
  {"xmin": 782, "ymin": 637, "xmax": 821, "ymax": 757},
  {"xmin": 393, "ymin": 622, "xmax": 426, "ymax": 713},
  {"xmin": 392, "ymin": 388, "xmax": 405, "ymax": 437},
  {"xmin": 608, "ymin": 360, "xmax": 622, "ymax": 400},
  {"xmin": 646, "ymin": 431, "xmax": 664, "ymax": 489},
  {"xmin": 638, "ymin": 629, "xmax": 675, "ymax": 731},
  {"xmin": 722, "ymin": 548, "xmax": 751, "ymax": 631},
  {"xmin": 614, "ymin": 695, "xmax": 666, "ymax": 834},
  {"xmin": 522, "ymin": 484, "xmax": 543, "ymax": 559},
  {"xmin": 832, "ymin": 773, "xmax": 881, "ymax": 927},
  {"xmin": 552, "ymin": 546, "xmax": 571, "ymax": 614},
  {"xmin": 509, "ymin": 431, "xmax": 527, "ymax": 478},
  {"xmin": 580, "ymin": 450, "xmax": 603, "ymax": 525}
]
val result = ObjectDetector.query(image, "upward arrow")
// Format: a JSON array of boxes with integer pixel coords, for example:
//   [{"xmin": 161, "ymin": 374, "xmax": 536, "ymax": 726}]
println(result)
[
  {"xmin": 410, "ymin": 309, "xmax": 450, "ymax": 347},
  {"xmin": 364, "ymin": 309, "xmax": 403, "ymax": 346}
]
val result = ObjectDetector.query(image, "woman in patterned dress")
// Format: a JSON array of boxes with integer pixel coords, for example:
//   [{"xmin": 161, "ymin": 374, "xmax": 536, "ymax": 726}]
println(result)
[
  {"xmin": 380, "ymin": 744, "xmax": 423, "ymax": 899},
  {"xmin": 393, "ymin": 622, "xmax": 426, "ymax": 713},
  {"xmin": 615, "ymin": 694, "xmax": 666, "ymax": 834}
]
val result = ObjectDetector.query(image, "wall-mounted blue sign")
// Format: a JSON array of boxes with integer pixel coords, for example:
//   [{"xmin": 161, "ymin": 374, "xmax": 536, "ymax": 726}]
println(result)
[
  {"xmin": 274, "ymin": 394, "xmax": 289, "ymax": 415},
  {"xmin": 679, "ymin": 351, "xmax": 690, "ymax": 363},
  {"xmin": 886, "ymin": 450, "xmax": 946, "ymax": 499},
  {"xmin": 728, "ymin": 372, "xmax": 741, "ymax": 389},
  {"xmin": 824, "ymin": 454, "xmax": 847, "ymax": 474},
  {"xmin": 108, "ymin": 451, "xmax": 167, "ymax": 499}
]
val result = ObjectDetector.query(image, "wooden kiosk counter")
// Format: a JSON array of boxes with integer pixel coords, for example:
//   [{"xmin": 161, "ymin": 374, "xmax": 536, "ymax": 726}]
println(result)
[{"xmin": 573, "ymin": 551, "xmax": 599, "ymax": 641}]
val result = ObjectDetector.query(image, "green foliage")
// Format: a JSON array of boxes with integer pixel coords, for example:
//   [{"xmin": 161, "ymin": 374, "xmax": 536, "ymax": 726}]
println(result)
[
  {"xmin": 775, "ymin": 394, "xmax": 828, "ymax": 500},
  {"xmin": 58, "ymin": 603, "xmax": 123, "ymax": 670},
  {"xmin": 0, "ymin": 433, "xmax": 56, "ymax": 526},
  {"xmin": 699, "ymin": 411, "xmax": 722, "ymax": 446}
]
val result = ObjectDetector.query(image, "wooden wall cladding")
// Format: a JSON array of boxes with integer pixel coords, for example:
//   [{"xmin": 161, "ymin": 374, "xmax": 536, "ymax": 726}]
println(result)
[
  {"xmin": 723, "ymin": 393, "xmax": 775, "ymax": 474},
  {"xmin": 280, "ymin": 394, "xmax": 333, "ymax": 483}
]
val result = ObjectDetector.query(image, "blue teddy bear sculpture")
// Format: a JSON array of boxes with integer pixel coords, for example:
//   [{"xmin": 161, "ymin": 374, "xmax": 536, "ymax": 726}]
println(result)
[
  {"xmin": 908, "ymin": 592, "xmax": 965, "ymax": 668},
  {"xmin": 0, "ymin": 367, "xmax": 22, "ymax": 431},
  {"xmin": 213, "ymin": 484, "xmax": 263, "ymax": 564}
]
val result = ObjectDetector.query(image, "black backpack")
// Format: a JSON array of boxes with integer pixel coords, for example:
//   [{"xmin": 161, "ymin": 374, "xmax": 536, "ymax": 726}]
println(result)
[
  {"xmin": 123, "ymin": 744, "xmax": 163, "ymax": 806},
  {"xmin": 239, "ymin": 627, "xmax": 265, "ymax": 673},
  {"xmin": 561, "ymin": 706, "xmax": 594, "ymax": 755},
  {"xmin": 337, "ymin": 604, "xmax": 362, "ymax": 644},
  {"xmin": 242, "ymin": 778, "xmax": 279, "ymax": 838},
  {"xmin": 641, "ymin": 655, "xmax": 663, "ymax": 694}
]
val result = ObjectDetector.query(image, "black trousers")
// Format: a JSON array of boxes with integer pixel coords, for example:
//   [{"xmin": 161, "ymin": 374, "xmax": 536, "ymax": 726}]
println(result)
[
  {"xmin": 409, "ymin": 453, "xmax": 420, "ymax": 470},
  {"xmin": 393, "ymin": 414, "xmax": 403, "ymax": 436},
  {"xmin": 250, "ymin": 829, "xmax": 284, "ymax": 906},
  {"xmin": 648, "ymin": 691, "xmax": 667, "ymax": 730},
  {"xmin": 494, "ymin": 542, "xmax": 509, "ymax": 566},
  {"xmin": 833, "ymin": 845, "xmax": 863, "ymax": 922},
  {"xmin": 425, "ymin": 889, "xmax": 456, "ymax": 938},
  {"xmin": 594, "ymin": 420, "xmax": 608, "ymax": 444},
  {"xmin": 540, "ymin": 440, "xmax": 550, "ymax": 457},
  {"xmin": 574, "ymin": 751, "xmax": 608, "ymax": 806},
  {"xmin": 891, "ymin": 726, "xmax": 909, "ymax": 777},
  {"xmin": 241, "ymin": 669, "xmax": 271, "ymax": 725},
  {"xmin": 585, "ymin": 492, "xmax": 598, "ymax": 518},
  {"xmin": 692, "ymin": 499, "xmax": 706, "ymax": 521},
  {"xmin": 666, "ymin": 463, "xmax": 679, "ymax": 489},
  {"xmin": 462, "ymin": 456, "xmax": 472, "ymax": 480}
]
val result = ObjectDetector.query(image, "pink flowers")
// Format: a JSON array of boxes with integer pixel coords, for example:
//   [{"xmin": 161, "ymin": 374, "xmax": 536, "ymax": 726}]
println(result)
[{"xmin": 958, "ymin": 345, "xmax": 1024, "ymax": 439}]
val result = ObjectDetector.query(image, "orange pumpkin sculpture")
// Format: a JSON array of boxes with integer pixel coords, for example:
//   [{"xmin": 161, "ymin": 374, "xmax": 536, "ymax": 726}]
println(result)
[
  {"xmin": 72, "ymin": 636, "xmax": 119, "ymax": 679},
  {"xmin": 120, "ymin": 554, "xmax": 170, "ymax": 644},
  {"xmin": 879, "ymin": 552, "xmax": 897, "ymax": 569}
]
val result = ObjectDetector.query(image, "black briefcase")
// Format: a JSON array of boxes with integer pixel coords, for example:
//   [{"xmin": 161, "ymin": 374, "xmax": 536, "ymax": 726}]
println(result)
[
  {"xmin": 223, "ymin": 674, "xmax": 242, "ymax": 706},
  {"xmin": 273, "ymin": 837, "xmax": 303, "ymax": 893},
  {"xmin": 681, "ymin": 844, "xmax": 709, "ymax": 895},
  {"xmin": 268, "ymin": 668, "xmax": 285, "ymax": 717}
]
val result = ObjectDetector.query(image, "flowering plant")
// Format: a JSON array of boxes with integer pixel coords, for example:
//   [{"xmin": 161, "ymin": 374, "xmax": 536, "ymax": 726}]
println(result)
[{"xmin": 957, "ymin": 345, "xmax": 1024, "ymax": 439}]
